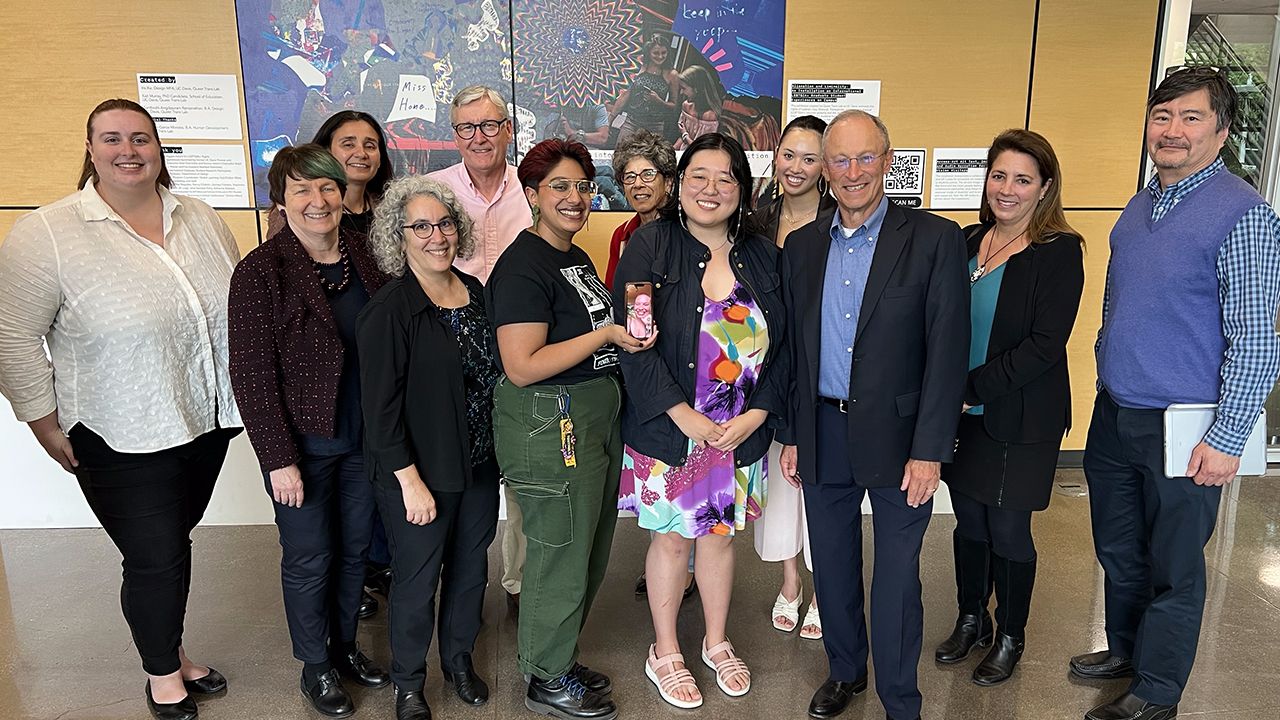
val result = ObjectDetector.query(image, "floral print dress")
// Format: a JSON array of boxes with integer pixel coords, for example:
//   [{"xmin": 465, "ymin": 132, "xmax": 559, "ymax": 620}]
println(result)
[{"xmin": 619, "ymin": 282, "xmax": 769, "ymax": 538}]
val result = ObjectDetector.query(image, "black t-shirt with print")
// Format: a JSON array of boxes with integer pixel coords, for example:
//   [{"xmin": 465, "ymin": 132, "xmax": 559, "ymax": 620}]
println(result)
[{"xmin": 486, "ymin": 230, "xmax": 619, "ymax": 385}]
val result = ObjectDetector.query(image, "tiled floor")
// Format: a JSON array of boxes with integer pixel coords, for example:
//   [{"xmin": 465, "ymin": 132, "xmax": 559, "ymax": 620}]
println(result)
[{"xmin": 2, "ymin": 468, "xmax": 1279, "ymax": 720}]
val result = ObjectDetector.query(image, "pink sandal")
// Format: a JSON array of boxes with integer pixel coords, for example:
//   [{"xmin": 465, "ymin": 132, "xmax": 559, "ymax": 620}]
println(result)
[
  {"xmin": 645, "ymin": 644, "xmax": 703, "ymax": 709},
  {"xmin": 701, "ymin": 637, "xmax": 751, "ymax": 697}
]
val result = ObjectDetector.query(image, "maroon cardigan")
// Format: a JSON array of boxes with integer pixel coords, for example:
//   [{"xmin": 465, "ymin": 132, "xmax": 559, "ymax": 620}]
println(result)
[{"xmin": 228, "ymin": 225, "xmax": 389, "ymax": 472}]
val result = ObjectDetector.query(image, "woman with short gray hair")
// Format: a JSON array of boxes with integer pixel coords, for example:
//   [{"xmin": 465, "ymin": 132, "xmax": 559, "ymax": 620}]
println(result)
[
  {"xmin": 603, "ymin": 129, "xmax": 677, "ymax": 289},
  {"xmin": 356, "ymin": 176, "xmax": 500, "ymax": 720}
]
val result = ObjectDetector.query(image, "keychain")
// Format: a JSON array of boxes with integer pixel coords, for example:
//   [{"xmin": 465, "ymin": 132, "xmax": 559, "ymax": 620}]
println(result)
[{"xmin": 559, "ymin": 391, "xmax": 577, "ymax": 467}]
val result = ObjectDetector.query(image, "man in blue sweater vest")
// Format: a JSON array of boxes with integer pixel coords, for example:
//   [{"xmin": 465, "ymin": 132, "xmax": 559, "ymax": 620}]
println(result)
[{"xmin": 1073, "ymin": 68, "xmax": 1280, "ymax": 720}]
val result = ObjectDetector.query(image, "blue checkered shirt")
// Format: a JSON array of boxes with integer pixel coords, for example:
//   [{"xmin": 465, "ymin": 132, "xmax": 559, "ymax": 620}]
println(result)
[{"xmin": 1096, "ymin": 158, "xmax": 1280, "ymax": 455}]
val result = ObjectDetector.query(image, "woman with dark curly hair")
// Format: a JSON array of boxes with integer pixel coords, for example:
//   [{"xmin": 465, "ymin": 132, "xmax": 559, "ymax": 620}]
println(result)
[{"xmin": 357, "ymin": 176, "xmax": 500, "ymax": 720}]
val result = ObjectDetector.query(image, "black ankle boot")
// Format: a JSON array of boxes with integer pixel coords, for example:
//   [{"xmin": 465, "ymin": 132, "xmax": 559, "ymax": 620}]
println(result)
[
  {"xmin": 972, "ymin": 553, "xmax": 1037, "ymax": 686},
  {"xmin": 936, "ymin": 532, "xmax": 993, "ymax": 663},
  {"xmin": 525, "ymin": 673, "xmax": 617, "ymax": 720}
]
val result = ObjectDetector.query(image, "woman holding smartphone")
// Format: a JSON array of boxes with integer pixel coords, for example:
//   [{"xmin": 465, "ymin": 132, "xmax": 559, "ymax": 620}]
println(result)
[{"xmin": 614, "ymin": 133, "xmax": 788, "ymax": 708}]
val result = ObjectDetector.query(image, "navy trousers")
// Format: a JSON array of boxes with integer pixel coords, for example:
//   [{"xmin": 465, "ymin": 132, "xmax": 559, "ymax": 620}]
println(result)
[
  {"xmin": 1084, "ymin": 391, "xmax": 1223, "ymax": 705},
  {"xmin": 269, "ymin": 447, "xmax": 376, "ymax": 664},
  {"xmin": 803, "ymin": 402, "xmax": 932, "ymax": 720}
]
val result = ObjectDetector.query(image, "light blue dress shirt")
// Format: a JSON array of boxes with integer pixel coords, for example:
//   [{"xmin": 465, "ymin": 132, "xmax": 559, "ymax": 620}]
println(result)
[{"xmin": 819, "ymin": 196, "xmax": 889, "ymax": 400}]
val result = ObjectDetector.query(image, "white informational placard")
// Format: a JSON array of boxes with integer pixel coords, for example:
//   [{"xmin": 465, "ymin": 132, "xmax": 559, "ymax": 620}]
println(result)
[
  {"xmin": 930, "ymin": 148, "xmax": 988, "ymax": 209},
  {"xmin": 162, "ymin": 145, "xmax": 251, "ymax": 207},
  {"xmin": 746, "ymin": 150, "xmax": 773, "ymax": 178},
  {"xmin": 785, "ymin": 80, "xmax": 881, "ymax": 124},
  {"xmin": 136, "ymin": 74, "xmax": 243, "ymax": 140}
]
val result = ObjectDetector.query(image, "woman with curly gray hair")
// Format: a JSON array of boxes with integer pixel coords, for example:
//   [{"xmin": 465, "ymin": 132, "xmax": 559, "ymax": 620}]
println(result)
[
  {"xmin": 355, "ymin": 176, "xmax": 500, "ymax": 720},
  {"xmin": 603, "ymin": 129, "xmax": 676, "ymax": 289}
]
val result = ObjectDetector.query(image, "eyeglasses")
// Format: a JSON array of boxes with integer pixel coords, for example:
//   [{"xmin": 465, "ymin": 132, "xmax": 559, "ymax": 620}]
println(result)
[
  {"xmin": 402, "ymin": 218, "xmax": 458, "ymax": 239},
  {"xmin": 452, "ymin": 119, "xmax": 507, "ymax": 140},
  {"xmin": 1164, "ymin": 65, "xmax": 1225, "ymax": 78},
  {"xmin": 682, "ymin": 171, "xmax": 738, "ymax": 194},
  {"xmin": 620, "ymin": 168, "xmax": 662, "ymax": 186},
  {"xmin": 825, "ymin": 152, "xmax": 887, "ymax": 173},
  {"xmin": 542, "ymin": 179, "xmax": 598, "ymax": 196}
]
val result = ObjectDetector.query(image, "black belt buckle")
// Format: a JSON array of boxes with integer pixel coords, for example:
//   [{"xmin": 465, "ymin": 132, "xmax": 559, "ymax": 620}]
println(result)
[{"xmin": 821, "ymin": 396, "xmax": 848, "ymax": 414}]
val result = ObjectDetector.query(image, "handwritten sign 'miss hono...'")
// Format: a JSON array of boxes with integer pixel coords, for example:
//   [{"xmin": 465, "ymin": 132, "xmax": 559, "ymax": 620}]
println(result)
[{"xmin": 387, "ymin": 75, "xmax": 437, "ymax": 123}]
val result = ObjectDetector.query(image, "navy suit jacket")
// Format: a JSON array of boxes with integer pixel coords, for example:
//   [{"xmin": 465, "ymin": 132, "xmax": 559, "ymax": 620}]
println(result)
[{"xmin": 778, "ymin": 201, "xmax": 970, "ymax": 487}]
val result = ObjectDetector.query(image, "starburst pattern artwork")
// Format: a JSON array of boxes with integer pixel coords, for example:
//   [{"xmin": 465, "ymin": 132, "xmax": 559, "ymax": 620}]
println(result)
[{"xmin": 514, "ymin": 0, "xmax": 644, "ymax": 107}]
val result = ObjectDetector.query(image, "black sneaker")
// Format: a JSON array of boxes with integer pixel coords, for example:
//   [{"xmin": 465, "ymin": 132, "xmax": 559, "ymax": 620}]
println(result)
[{"xmin": 525, "ymin": 673, "xmax": 617, "ymax": 720}]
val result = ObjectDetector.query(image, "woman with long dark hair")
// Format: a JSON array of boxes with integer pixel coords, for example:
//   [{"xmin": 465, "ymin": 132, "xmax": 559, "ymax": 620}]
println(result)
[
  {"xmin": 615, "ymin": 133, "xmax": 788, "ymax": 708},
  {"xmin": 674, "ymin": 65, "xmax": 723, "ymax": 150},
  {"xmin": 610, "ymin": 37, "xmax": 679, "ymax": 141},
  {"xmin": 935, "ymin": 129, "xmax": 1085, "ymax": 686}
]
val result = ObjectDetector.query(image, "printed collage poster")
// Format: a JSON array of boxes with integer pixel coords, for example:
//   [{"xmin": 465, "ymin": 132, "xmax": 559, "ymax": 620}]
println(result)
[{"xmin": 236, "ymin": 0, "xmax": 786, "ymax": 211}]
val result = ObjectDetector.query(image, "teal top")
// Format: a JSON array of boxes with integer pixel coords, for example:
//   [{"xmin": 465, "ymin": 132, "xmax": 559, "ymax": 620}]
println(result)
[{"xmin": 966, "ymin": 256, "xmax": 1007, "ymax": 415}]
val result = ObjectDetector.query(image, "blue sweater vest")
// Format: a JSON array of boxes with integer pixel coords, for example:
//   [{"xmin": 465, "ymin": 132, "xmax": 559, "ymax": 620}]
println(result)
[{"xmin": 1098, "ymin": 169, "xmax": 1263, "ymax": 409}]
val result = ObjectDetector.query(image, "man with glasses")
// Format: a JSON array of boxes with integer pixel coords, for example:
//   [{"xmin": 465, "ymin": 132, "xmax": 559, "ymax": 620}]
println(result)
[
  {"xmin": 1074, "ymin": 67, "xmax": 1280, "ymax": 720},
  {"xmin": 776, "ymin": 109, "xmax": 969, "ymax": 720},
  {"xmin": 429, "ymin": 85, "xmax": 534, "ymax": 616}
]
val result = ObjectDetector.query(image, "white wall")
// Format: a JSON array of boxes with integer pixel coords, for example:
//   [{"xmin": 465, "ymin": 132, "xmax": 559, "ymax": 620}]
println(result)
[{"xmin": 0, "ymin": 408, "xmax": 275, "ymax": 528}]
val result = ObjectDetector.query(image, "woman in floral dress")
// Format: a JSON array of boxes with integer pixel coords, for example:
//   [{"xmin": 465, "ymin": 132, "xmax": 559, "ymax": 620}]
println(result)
[{"xmin": 612, "ymin": 133, "xmax": 788, "ymax": 709}]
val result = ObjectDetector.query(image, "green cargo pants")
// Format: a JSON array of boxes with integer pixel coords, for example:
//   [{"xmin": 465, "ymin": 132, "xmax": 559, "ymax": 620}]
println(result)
[{"xmin": 492, "ymin": 373, "xmax": 623, "ymax": 680}]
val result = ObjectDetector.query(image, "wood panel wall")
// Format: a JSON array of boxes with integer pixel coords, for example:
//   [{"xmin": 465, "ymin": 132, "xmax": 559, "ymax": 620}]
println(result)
[{"xmin": 0, "ymin": 0, "xmax": 1163, "ymax": 450}]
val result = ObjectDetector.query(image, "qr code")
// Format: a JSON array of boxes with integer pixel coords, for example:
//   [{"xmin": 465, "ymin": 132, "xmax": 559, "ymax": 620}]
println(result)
[{"xmin": 884, "ymin": 149, "xmax": 926, "ymax": 195}]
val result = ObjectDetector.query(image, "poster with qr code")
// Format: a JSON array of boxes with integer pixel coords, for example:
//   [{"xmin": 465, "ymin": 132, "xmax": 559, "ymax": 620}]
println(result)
[
  {"xmin": 884, "ymin": 148, "xmax": 926, "ymax": 208},
  {"xmin": 931, "ymin": 148, "xmax": 989, "ymax": 209}
]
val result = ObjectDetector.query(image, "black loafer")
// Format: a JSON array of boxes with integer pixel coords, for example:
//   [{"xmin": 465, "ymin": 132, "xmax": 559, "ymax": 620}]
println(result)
[
  {"xmin": 634, "ymin": 574, "xmax": 647, "ymax": 595},
  {"xmin": 935, "ymin": 612, "xmax": 993, "ymax": 664},
  {"xmin": 357, "ymin": 590, "xmax": 379, "ymax": 619},
  {"xmin": 571, "ymin": 662, "xmax": 611, "ymax": 695},
  {"xmin": 395, "ymin": 687, "xmax": 432, "ymax": 720},
  {"xmin": 145, "ymin": 683, "xmax": 198, "ymax": 720},
  {"xmin": 1085, "ymin": 691, "xmax": 1177, "ymax": 720},
  {"xmin": 301, "ymin": 669, "xmax": 355, "ymax": 718},
  {"xmin": 972, "ymin": 632, "xmax": 1024, "ymax": 686},
  {"xmin": 1070, "ymin": 649, "xmax": 1135, "ymax": 679},
  {"xmin": 445, "ymin": 666, "xmax": 489, "ymax": 706},
  {"xmin": 807, "ymin": 675, "xmax": 868, "ymax": 719},
  {"xmin": 683, "ymin": 578, "xmax": 698, "ymax": 601},
  {"xmin": 365, "ymin": 563, "xmax": 393, "ymax": 598},
  {"xmin": 333, "ymin": 646, "xmax": 391, "ymax": 688},
  {"xmin": 526, "ymin": 673, "xmax": 617, "ymax": 720},
  {"xmin": 182, "ymin": 667, "xmax": 227, "ymax": 695}
]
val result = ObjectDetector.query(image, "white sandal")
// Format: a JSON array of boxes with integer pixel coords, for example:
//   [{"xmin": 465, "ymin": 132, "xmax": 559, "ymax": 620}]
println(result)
[
  {"xmin": 645, "ymin": 644, "xmax": 702, "ymax": 708},
  {"xmin": 771, "ymin": 591, "xmax": 802, "ymax": 632},
  {"xmin": 801, "ymin": 603, "xmax": 823, "ymax": 640},
  {"xmin": 701, "ymin": 637, "xmax": 751, "ymax": 697}
]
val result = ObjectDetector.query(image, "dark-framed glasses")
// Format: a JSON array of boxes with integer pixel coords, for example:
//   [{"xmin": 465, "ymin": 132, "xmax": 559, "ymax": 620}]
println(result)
[
  {"xmin": 825, "ymin": 152, "xmax": 887, "ymax": 173},
  {"xmin": 620, "ymin": 168, "xmax": 661, "ymax": 186},
  {"xmin": 402, "ymin": 217, "xmax": 458, "ymax": 239},
  {"xmin": 542, "ymin": 179, "xmax": 598, "ymax": 196},
  {"xmin": 452, "ymin": 119, "xmax": 507, "ymax": 140},
  {"xmin": 682, "ymin": 171, "xmax": 738, "ymax": 194}
]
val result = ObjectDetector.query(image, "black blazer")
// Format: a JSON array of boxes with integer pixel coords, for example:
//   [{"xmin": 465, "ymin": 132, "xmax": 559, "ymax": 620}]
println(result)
[
  {"xmin": 611, "ymin": 219, "xmax": 789, "ymax": 468},
  {"xmin": 356, "ymin": 268, "xmax": 492, "ymax": 493},
  {"xmin": 746, "ymin": 192, "xmax": 840, "ymax": 243},
  {"xmin": 962, "ymin": 223, "xmax": 1085, "ymax": 443},
  {"xmin": 778, "ymin": 202, "xmax": 969, "ymax": 487}
]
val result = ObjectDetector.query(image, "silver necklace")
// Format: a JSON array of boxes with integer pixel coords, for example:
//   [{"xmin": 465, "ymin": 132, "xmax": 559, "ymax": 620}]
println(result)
[{"xmin": 970, "ymin": 229, "xmax": 1026, "ymax": 285}]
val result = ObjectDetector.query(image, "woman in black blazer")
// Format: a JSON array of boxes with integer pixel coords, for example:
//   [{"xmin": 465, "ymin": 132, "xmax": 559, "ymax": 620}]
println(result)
[
  {"xmin": 356, "ymin": 176, "xmax": 501, "ymax": 720},
  {"xmin": 935, "ymin": 129, "xmax": 1085, "ymax": 686}
]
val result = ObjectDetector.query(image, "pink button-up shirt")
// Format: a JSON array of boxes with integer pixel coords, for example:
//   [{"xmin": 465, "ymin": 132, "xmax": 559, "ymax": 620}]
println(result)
[{"xmin": 428, "ymin": 162, "xmax": 532, "ymax": 284}]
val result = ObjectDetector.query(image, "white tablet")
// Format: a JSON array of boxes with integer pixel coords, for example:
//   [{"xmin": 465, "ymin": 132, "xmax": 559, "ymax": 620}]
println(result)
[{"xmin": 1163, "ymin": 404, "xmax": 1267, "ymax": 479}]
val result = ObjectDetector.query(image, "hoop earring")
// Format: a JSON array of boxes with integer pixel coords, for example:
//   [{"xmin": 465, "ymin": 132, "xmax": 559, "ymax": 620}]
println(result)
[{"xmin": 817, "ymin": 175, "xmax": 830, "ymax": 198}]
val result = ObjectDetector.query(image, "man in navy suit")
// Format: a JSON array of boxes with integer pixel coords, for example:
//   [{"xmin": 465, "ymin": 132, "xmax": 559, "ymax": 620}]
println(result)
[{"xmin": 778, "ymin": 110, "xmax": 969, "ymax": 720}]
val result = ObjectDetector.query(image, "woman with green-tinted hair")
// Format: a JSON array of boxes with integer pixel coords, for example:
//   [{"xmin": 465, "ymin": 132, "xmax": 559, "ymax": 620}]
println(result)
[{"xmin": 228, "ymin": 143, "xmax": 393, "ymax": 717}]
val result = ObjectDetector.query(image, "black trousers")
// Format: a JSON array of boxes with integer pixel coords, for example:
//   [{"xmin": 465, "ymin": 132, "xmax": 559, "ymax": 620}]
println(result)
[
  {"xmin": 69, "ymin": 424, "xmax": 240, "ymax": 676},
  {"xmin": 803, "ymin": 403, "xmax": 932, "ymax": 720},
  {"xmin": 269, "ymin": 447, "xmax": 376, "ymax": 664},
  {"xmin": 373, "ymin": 459, "xmax": 500, "ymax": 691},
  {"xmin": 1084, "ymin": 391, "xmax": 1222, "ymax": 706},
  {"xmin": 950, "ymin": 490, "xmax": 1035, "ymax": 562}
]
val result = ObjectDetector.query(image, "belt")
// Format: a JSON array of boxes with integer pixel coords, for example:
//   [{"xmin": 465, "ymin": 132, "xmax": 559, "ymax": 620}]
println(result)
[{"xmin": 819, "ymin": 396, "xmax": 850, "ymax": 413}]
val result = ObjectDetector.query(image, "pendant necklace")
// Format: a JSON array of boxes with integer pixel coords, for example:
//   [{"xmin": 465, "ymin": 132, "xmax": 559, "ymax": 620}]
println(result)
[{"xmin": 970, "ymin": 229, "xmax": 1026, "ymax": 285}]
